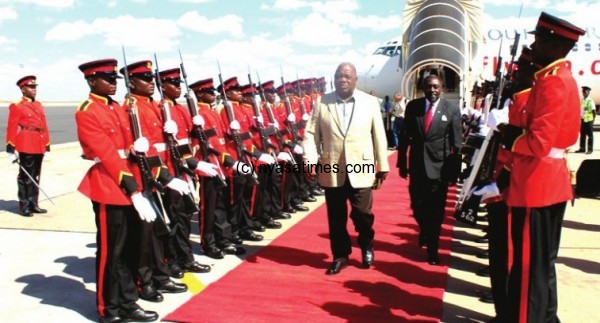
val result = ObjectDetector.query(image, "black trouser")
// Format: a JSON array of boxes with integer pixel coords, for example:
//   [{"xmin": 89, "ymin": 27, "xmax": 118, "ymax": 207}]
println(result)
[
  {"xmin": 17, "ymin": 152, "xmax": 44, "ymax": 211},
  {"xmin": 163, "ymin": 188, "xmax": 194, "ymax": 267},
  {"xmin": 291, "ymin": 153, "xmax": 309, "ymax": 204},
  {"xmin": 408, "ymin": 175, "xmax": 449, "ymax": 256},
  {"xmin": 253, "ymin": 163, "xmax": 284, "ymax": 221},
  {"xmin": 93, "ymin": 202, "xmax": 140, "ymax": 318},
  {"xmin": 487, "ymin": 201, "xmax": 510, "ymax": 321},
  {"xmin": 222, "ymin": 173, "xmax": 254, "ymax": 237},
  {"xmin": 580, "ymin": 120, "xmax": 594, "ymax": 152},
  {"xmin": 508, "ymin": 203, "xmax": 566, "ymax": 323},
  {"xmin": 126, "ymin": 192, "xmax": 171, "ymax": 288},
  {"xmin": 323, "ymin": 177, "xmax": 374, "ymax": 259},
  {"xmin": 202, "ymin": 176, "xmax": 231, "ymax": 247}
]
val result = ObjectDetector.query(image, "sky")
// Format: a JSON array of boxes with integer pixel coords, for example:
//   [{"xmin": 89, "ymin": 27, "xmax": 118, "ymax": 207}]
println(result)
[{"xmin": 0, "ymin": 0, "xmax": 599, "ymax": 101}]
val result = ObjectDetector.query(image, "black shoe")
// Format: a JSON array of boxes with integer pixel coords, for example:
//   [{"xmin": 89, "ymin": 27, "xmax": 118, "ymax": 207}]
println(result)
[
  {"xmin": 169, "ymin": 264, "xmax": 184, "ymax": 279},
  {"xmin": 139, "ymin": 285, "xmax": 163, "ymax": 303},
  {"xmin": 310, "ymin": 188, "xmax": 324, "ymax": 196},
  {"xmin": 586, "ymin": 151, "xmax": 593, "ymax": 155},
  {"xmin": 282, "ymin": 206, "xmax": 297, "ymax": 214},
  {"xmin": 479, "ymin": 291, "xmax": 494, "ymax": 304},
  {"xmin": 418, "ymin": 233, "xmax": 426, "ymax": 248},
  {"xmin": 220, "ymin": 243, "xmax": 246, "ymax": 255},
  {"xmin": 361, "ymin": 246, "xmax": 374, "ymax": 268},
  {"xmin": 272, "ymin": 212, "xmax": 291, "ymax": 220},
  {"xmin": 477, "ymin": 250, "xmax": 489, "ymax": 259},
  {"xmin": 157, "ymin": 280, "xmax": 187, "ymax": 293},
  {"xmin": 203, "ymin": 245, "xmax": 225, "ymax": 259},
  {"xmin": 250, "ymin": 223, "xmax": 266, "ymax": 232},
  {"xmin": 98, "ymin": 315, "xmax": 123, "ymax": 323},
  {"xmin": 182, "ymin": 261, "xmax": 211, "ymax": 273},
  {"xmin": 121, "ymin": 308, "xmax": 158, "ymax": 322},
  {"xmin": 261, "ymin": 219, "xmax": 282, "ymax": 229},
  {"xmin": 302, "ymin": 196, "xmax": 317, "ymax": 203},
  {"xmin": 239, "ymin": 230, "xmax": 264, "ymax": 242},
  {"xmin": 575, "ymin": 149, "xmax": 586, "ymax": 153},
  {"xmin": 293, "ymin": 204, "xmax": 309, "ymax": 212},
  {"xmin": 476, "ymin": 234, "xmax": 489, "ymax": 244},
  {"xmin": 427, "ymin": 253, "xmax": 440, "ymax": 265},
  {"xmin": 31, "ymin": 206, "xmax": 47, "ymax": 214},
  {"xmin": 325, "ymin": 258, "xmax": 348, "ymax": 275},
  {"xmin": 476, "ymin": 266, "xmax": 490, "ymax": 277},
  {"xmin": 231, "ymin": 236, "xmax": 244, "ymax": 245},
  {"xmin": 20, "ymin": 208, "xmax": 33, "ymax": 217}
]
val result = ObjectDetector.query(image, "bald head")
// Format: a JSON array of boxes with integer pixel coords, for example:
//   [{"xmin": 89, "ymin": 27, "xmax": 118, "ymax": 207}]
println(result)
[{"xmin": 334, "ymin": 62, "xmax": 357, "ymax": 99}]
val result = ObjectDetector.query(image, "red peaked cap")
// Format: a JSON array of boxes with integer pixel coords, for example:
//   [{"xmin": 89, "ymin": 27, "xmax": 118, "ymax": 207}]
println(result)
[
  {"xmin": 261, "ymin": 80, "xmax": 276, "ymax": 92},
  {"xmin": 528, "ymin": 11, "xmax": 585, "ymax": 42},
  {"xmin": 78, "ymin": 58, "xmax": 119, "ymax": 77},
  {"xmin": 190, "ymin": 78, "xmax": 216, "ymax": 92},
  {"xmin": 158, "ymin": 68, "xmax": 181, "ymax": 82},
  {"xmin": 16, "ymin": 75, "xmax": 37, "ymax": 87},
  {"xmin": 240, "ymin": 83, "xmax": 256, "ymax": 95},
  {"xmin": 276, "ymin": 82, "xmax": 292, "ymax": 95},
  {"xmin": 119, "ymin": 60, "xmax": 153, "ymax": 76},
  {"xmin": 217, "ymin": 76, "xmax": 242, "ymax": 93}
]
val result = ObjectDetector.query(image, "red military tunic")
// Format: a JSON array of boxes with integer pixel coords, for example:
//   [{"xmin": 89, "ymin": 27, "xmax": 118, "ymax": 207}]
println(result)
[
  {"xmin": 163, "ymin": 98, "xmax": 196, "ymax": 173},
  {"xmin": 196, "ymin": 102, "xmax": 236, "ymax": 175},
  {"xmin": 76, "ymin": 93, "xmax": 139, "ymax": 205},
  {"xmin": 6, "ymin": 97, "xmax": 50, "ymax": 154},
  {"xmin": 220, "ymin": 100, "xmax": 259, "ymax": 156},
  {"xmin": 506, "ymin": 59, "xmax": 579, "ymax": 207}
]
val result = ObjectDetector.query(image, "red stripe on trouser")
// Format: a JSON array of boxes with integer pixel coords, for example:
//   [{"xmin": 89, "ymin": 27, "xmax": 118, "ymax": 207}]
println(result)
[
  {"xmin": 97, "ymin": 203, "xmax": 108, "ymax": 316},
  {"xmin": 200, "ymin": 179, "xmax": 206, "ymax": 243},
  {"xmin": 507, "ymin": 209, "xmax": 513, "ymax": 271},
  {"xmin": 249, "ymin": 185, "xmax": 257, "ymax": 218},
  {"xmin": 229, "ymin": 175, "xmax": 234, "ymax": 205},
  {"xmin": 519, "ymin": 208, "xmax": 531, "ymax": 323}
]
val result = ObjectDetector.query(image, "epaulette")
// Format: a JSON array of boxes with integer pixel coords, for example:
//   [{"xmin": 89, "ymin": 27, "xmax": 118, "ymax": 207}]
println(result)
[
  {"xmin": 78, "ymin": 99, "xmax": 92, "ymax": 112},
  {"xmin": 11, "ymin": 99, "xmax": 22, "ymax": 105}
]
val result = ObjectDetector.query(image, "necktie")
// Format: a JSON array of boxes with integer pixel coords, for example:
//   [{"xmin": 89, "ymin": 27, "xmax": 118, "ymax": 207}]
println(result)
[{"xmin": 424, "ymin": 102, "xmax": 434, "ymax": 133}]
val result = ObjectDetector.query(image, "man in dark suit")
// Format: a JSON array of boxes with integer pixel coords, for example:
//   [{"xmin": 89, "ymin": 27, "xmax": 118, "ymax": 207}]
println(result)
[{"xmin": 397, "ymin": 74, "xmax": 462, "ymax": 265}]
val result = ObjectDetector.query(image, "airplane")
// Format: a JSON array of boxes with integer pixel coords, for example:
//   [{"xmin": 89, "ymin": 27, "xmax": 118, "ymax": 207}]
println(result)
[{"xmin": 356, "ymin": 1, "xmax": 600, "ymax": 106}]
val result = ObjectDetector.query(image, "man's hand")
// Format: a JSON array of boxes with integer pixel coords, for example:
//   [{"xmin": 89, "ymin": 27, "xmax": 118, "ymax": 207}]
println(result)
[
  {"xmin": 293, "ymin": 144, "xmax": 303, "ymax": 155},
  {"xmin": 233, "ymin": 161, "xmax": 252, "ymax": 175},
  {"xmin": 276, "ymin": 152, "xmax": 293, "ymax": 163},
  {"xmin": 287, "ymin": 113, "xmax": 296, "ymax": 122},
  {"xmin": 302, "ymin": 113, "xmax": 309, "ymax": 121},
  {"xmin": 8, "ymin": 153, "xmax": 18, "ymax": 163},
  {"xmin": 163, "ymin": 120, "xmax": 178, "ymax": 135},
  {"xmin": 229, "ymin": 120, "xmax": 241, "ymax": 131},
  {"xmin": 487, "ymin": 108, "xmax": 509, "ymax": 132},
  {"xmin": 44, "ymin": 151, "xmax": 51, "ymax": 160},
  {"xmin": 131, "ymin": 192, "xmax": 157, "ymax": 222},
  {"xmin": 472, "ymin": 183, "xmax": 501, "ymax": 201},
  {"xmin": 195, "ymin": 161, "xmax": 219, "ymax": 177},
  {"xmin": 399, "ymin": 167, "xmax": 408, "ymax": 179},
  {"xmin": 192, "ymin": 115, "xmax": 205, "ymax": 127},
  {"xmin": 133, "ymin": 137, "xmax": 150, "ymax": 153},
  {"xmin": 256, "ymin": 153, "xmax": 276, "ymax": 165},
  {"xmin": 166, "ymin": 178, "xmax": 191, "ymax": 195},
  {"xmin": 255, "ymin": 115, "xmax": 264, "ymax": 125},
  {"xmin": 304, "ymin": 163, "xmax": 317, "ymax": 180}
]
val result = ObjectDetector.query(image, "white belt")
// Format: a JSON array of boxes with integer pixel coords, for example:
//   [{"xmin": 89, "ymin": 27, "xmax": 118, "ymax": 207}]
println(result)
[
  {"xmin": 94, "ymin": 149, "xmax": 128, "ymax": 163},
  {"xmin": 546, "ymin": 147, "xmax": 565, "ymax": 159},
  {"xmin": 153, "ymin": 143, "xmax": 167, "ymax": 152},
  {"xmin": 177, "ymin": 138, "xmax": 190, "ymax": 145}
]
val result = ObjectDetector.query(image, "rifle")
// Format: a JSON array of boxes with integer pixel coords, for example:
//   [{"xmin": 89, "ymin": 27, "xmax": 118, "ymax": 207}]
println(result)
[
  {"xmin": 247, "ymin": 66, "xmax": 278, "ymax": 158},
  {"xmin": 153, "ymin": 53, "xmax": 198, "ymax": 214},
  {"xmin": 454, "ymin": 35, "xmax": 520, "ymax": 226},
  {"xmin": 255, "ymin": 73, "xmax": 296, "ymax": 165},
  {"xmin": 280, "ymin": 68, "xmax": 303, "ymax": 143},
  {"xmin": 179, "ymin": 50, "xmax": 227, "ymax": 188},
  {"xmin": 295, "ymin": 72, "xmax": 308, "ymax": 129},
  {"xmin": 216, "ymin": 60, "xmax": 259, "ymax": 185},
  {"xmin": 122, "ymin": 46, "xmax": 171, "ymax": 237}
]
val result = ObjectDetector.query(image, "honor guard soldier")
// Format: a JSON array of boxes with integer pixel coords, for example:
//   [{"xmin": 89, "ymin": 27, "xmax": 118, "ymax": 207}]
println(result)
[
  {"xmin": 497, "ymin": 12, "xmax": 585, "ymax": 322},
  {"xmin": 218, "ymin": 76, "xmax": 272, "ymax": 242},
  {"xmin": 190, "ymin": 77, "xmax": 246, "ymax": 258},
  {"xmin": 120, "ymin": 60, "xmax": 189, "ymax": 303},
  {"xmin": 157, "ymin": 67, "xmax": 212, "ymax": 275},
  {"xmin": 76, "ymin": 58, "xmax": 158, "ymax": 322},
  {"xmin": 6, "ymin": 75, "xmax": 50, "ymax": 217}
]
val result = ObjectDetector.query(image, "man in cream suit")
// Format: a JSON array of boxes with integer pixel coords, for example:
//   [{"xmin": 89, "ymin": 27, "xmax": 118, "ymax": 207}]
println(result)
[{"xmin": 303, "ymin": 62, "xmax": 390, "ymax": 275}]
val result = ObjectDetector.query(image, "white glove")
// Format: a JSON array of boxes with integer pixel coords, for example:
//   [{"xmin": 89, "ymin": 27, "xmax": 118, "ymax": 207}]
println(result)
[
  {"xmin": 272, "ymin": 121, "xmax": 280, "ymax": 129},
  {"xmin": 255, "ymin": 115, "xmax": 264, "ymax": 125},
  {"xmin": 163, "ymin": 120, "xmax": 178, "ymax": 134},
  {"xmin": 487, "ymin": 108, "xmax": 509, "ymax": 132},
  {"xmin": 472, "ymin": 183, "xmax": 501, "ymax": 201},
  {"xmin": 8, "ymin": 153, "xmax": 18, "ymax": 163},
  {"xmin": 478, "ymin": 125, "xmax": 491, "ymax": 136},
  {"xmin": 230, "ymin": 120, "xmax": 241, "ymax": 130},
  {"xmin": 233, "ymin": 161, "xmax": 252, "ymax": 175},
  {"xmin": 287, "ymin": 113, "xmax": 296, "ymax": 122},
  {"xmin": 302, "ymin": 113, "xmax": 309, "ymax": 121},
  {"xmin": 293, "ymin": 144, "xmax": 304, "ymax": 155},
  {"xmin": 192, "ymin": 115, "xmax": 205, "ymax": 127},
  {"xmin": 256, "ymin": 153, "xmax": 276, "ymax": 165},
  {"xmin": 195, "ymin": 161, "xmax": 219, "ymax": 177},
  {"xmin": 276, "ymin": 151, "xmax": 293, "ymax": 162},
  {"xmin": 166, "ymin": 178, "xmax": 191, "ymax": 195},
  {"xmin": 131, "ymin": 192, "xmax": 157, "ymax": 222},
  {"xmin": 133, "ymin": 137, "xmax": 150, "ymax": 153}
]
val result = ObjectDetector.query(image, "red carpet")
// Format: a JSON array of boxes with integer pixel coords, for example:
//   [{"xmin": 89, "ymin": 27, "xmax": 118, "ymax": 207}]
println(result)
[{"xmin": 165, "ymin": 153, "xmax": 456, "ymax": 322}]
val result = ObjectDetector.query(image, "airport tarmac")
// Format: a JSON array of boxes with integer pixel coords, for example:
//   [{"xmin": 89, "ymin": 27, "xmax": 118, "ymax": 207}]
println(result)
[{"xmin": 0, "ymin": 141, "xmax": 598, "ymax": 322}]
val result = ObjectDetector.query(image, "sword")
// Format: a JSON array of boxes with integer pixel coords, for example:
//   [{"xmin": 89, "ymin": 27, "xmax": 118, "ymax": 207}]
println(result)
[{"xmin": 13, "ymin": 159, "xmax": 55, "ymax": 206}]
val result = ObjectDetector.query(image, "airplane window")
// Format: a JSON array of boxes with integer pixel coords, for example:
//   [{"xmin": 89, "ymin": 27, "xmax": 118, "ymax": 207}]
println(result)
[
  {"xmin": 585, "ymin": 43, "xmax": 591, "ymax": 52},
  {"xmin": 373, "ymin": 47, "xmax": 386, "ymax": 55},
  {"xmin": 572, "ymin": 44, "xmax": 578, "ymax": 52}
]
